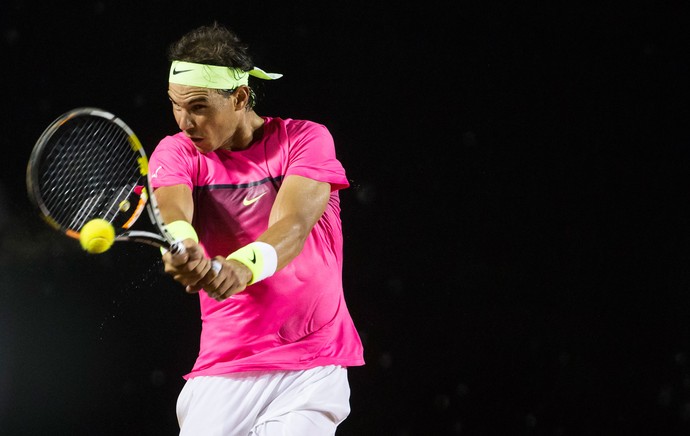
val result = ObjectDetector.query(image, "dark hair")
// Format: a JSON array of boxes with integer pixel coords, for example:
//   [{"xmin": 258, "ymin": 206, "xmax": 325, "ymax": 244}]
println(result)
[{"xmin": 168, "ymin": 22, "xmax": 258, "ymax": 109}]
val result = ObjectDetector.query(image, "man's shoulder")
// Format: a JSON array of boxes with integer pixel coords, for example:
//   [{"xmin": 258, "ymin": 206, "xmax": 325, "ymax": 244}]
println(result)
[
  {"xmin": 157, "ymin": 131, "xmax": 192, "ymax": 147},
  {"xmin": 152, "ymin": 132, "xmax": 196, "ymax": 158},
  {"xmin": 266, "ymin": 116, "xmax": 327, "ymax": 132}
]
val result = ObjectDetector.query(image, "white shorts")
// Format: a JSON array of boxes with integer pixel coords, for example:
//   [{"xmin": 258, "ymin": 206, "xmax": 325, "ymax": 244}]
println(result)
[{"xmin": 176, "ymin": 365, "xmax": 351, "ymax": 436}]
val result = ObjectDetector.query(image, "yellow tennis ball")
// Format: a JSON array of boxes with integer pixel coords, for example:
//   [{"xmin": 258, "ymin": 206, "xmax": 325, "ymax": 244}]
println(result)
[{"xmin": 79, "ymin": 219, "xmax": 115, "ymax": 254}]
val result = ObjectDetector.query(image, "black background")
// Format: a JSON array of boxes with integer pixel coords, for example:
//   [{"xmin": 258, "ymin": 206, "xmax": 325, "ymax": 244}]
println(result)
[{"xmin": 1, "ymin": 1, "xmax": 689, "ymax": 435}]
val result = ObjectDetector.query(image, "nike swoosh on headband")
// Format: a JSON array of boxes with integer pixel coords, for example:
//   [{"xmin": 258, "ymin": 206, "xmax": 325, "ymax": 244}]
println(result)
[{"xmin": 172, "ymin": 67, "xmax": 193, "ymax": 75}]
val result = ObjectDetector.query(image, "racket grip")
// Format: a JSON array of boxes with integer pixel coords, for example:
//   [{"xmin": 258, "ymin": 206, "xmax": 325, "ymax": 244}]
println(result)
[
  {"xmin": 169, "ymin": 241, "xmax": 186, "ymax": 256},
  {"xmin": 167, "ymin": 241, "xmax": 220, "ymax": 276},
  {"xmin": 169, "ymin": 241, "xmax": 221, "ymax": 274}
]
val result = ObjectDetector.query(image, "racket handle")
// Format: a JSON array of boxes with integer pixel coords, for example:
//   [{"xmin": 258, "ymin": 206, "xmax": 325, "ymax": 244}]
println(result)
[
  {"xmin": 169, "ymin": 241, "xmax": 186, "ymax": 256},
  {"xmin": 169, "ymin": 240, "xmax": 222, "ymax": 275}
]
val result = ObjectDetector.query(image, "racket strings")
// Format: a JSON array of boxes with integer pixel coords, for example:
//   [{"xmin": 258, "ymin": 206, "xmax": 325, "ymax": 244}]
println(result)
[{"xmin": 38, "ymin": 115, "xmax": 144, "ymax": 231}]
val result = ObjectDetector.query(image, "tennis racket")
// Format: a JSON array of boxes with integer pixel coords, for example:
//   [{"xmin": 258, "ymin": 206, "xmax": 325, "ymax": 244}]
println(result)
[{"xmin": 26, "ymin": 107, "xmax": 184, "ymax": 255}]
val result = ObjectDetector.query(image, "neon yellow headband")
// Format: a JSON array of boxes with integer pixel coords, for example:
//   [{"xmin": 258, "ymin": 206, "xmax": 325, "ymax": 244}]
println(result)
[{"xmin": 169, "ymin": 60, "xmax": 282, "ymax": 89}]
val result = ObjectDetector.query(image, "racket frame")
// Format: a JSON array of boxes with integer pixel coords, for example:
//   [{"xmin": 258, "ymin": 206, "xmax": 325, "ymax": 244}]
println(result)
[{"xmin": 26, "ymin": 107, "xmax": 180, "ymax": 251}]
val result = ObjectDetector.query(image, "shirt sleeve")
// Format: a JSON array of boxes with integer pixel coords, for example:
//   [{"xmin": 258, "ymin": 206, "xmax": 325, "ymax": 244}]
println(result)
[
  {"xmin": 148, "ymin": 134, "xmax": 198, "ymax": 190},
  {"xmin": 284, "ymin": 121, "xmax": 349, "ymax": 191}
]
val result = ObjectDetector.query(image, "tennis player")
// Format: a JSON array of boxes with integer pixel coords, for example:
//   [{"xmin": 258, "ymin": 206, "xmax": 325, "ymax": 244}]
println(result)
[{"xmin": 150, "ymin": 23, "xmax": 365, "ymax": 435}]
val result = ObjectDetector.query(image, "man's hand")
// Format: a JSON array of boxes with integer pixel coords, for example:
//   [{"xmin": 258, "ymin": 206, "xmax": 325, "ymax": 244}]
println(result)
[
  {"xmin": 186, "ymin": 256, "xmax": 253, "ymax": 302},
  {"xmin": 162, "ymin": 239, "xmax": 215, "ymax": 293},
  {"xmin": 162, "ymin": 239, "xmax": 253, "ymax": 301}
]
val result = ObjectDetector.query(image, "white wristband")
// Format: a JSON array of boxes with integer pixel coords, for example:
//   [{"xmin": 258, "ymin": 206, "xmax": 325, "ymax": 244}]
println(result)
[{"xmin": 226, "ymin": 241, "xmax": 278, "ymax": 285}]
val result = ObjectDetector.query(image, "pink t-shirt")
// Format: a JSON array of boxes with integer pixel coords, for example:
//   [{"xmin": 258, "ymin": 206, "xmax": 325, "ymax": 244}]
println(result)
[{"xmin": 149, "ymin": 117, "xmax": 364, "ymax": 378}]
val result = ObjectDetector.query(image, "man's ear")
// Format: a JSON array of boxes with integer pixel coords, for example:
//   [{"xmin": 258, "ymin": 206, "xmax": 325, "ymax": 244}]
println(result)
[{"xmin": 233, "ymin": 86, "xmax": 251, "ymax": 110}]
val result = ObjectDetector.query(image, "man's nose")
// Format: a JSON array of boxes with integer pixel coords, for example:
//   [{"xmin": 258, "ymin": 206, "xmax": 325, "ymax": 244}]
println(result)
[{"xmin": 178, "ymin": 114, "xmax": 193, "ymax": 130}]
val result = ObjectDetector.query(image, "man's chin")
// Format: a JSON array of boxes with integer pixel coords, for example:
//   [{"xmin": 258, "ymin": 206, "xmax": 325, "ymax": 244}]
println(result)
[{"xmin": 191, "ymin": 139, "xmax": 214, "ymax": 153}]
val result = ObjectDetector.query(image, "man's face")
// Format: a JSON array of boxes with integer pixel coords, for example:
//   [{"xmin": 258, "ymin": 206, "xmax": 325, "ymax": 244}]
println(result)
[{"xmin": 167, "ymin": 83, "xmax": 239, "ymax": 153}]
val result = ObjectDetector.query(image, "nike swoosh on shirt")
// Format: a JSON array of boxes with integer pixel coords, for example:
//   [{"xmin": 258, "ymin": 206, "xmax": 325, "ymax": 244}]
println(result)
[{"xmin": 242, "ymin": 192, "xmax": 268, "ymax": 206}]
